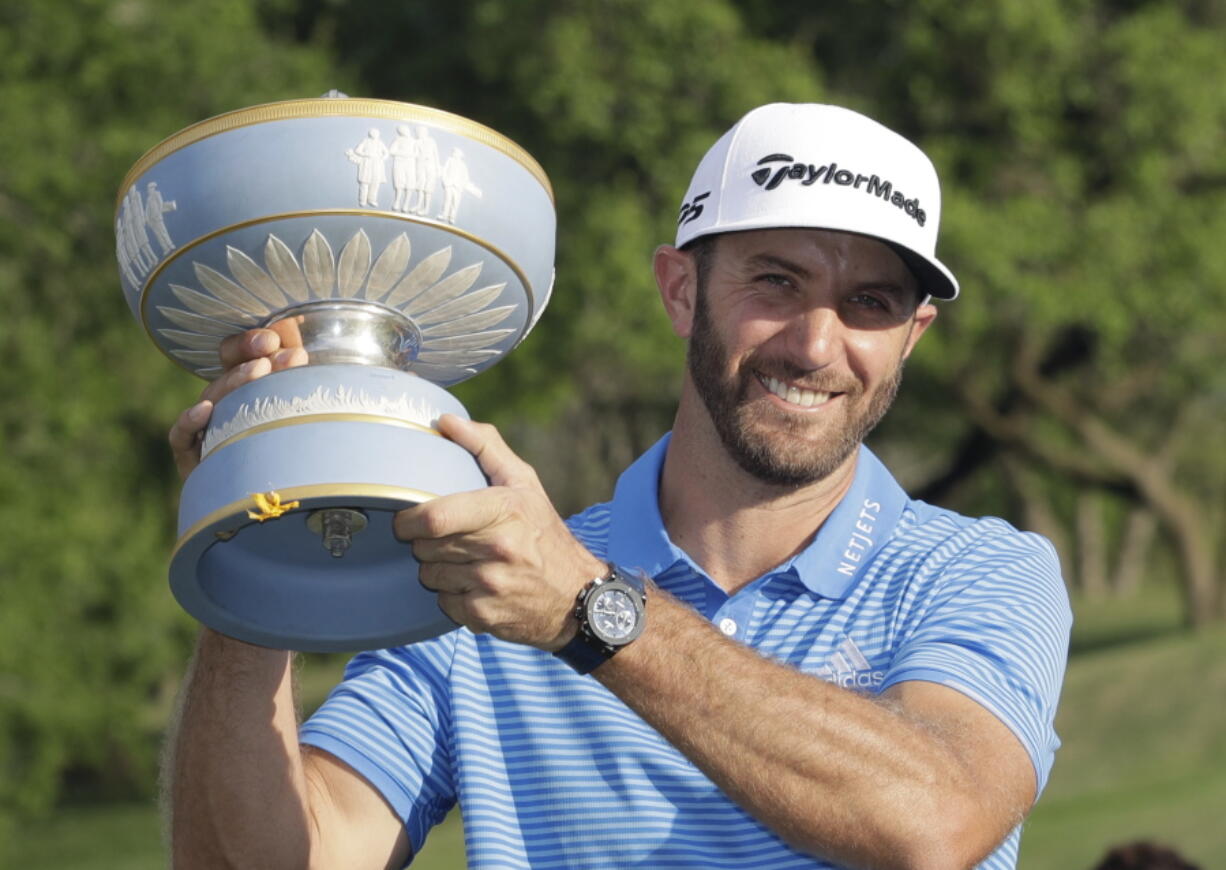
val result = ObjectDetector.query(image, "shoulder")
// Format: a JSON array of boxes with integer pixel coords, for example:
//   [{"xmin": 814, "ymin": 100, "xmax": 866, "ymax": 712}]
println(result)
[
  {"xmin": 877, "ymin": 501, "xmax": 1069, "ymax": 616},
  {"xmin": 897, "ymin": 500, "xmax": 1061, "ymax": 573}
]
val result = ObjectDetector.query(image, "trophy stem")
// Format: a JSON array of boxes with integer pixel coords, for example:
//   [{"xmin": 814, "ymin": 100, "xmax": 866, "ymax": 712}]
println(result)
[{"xmin": 267, "ymin": 300, "xmax": 422, "ymax": 371}]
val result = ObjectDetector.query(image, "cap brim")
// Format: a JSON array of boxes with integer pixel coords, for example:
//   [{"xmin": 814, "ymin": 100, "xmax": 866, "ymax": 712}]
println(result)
[
  {"xmin": 683, "ymin": 226, "xmax": 959, "ymax": 301},
  {"xmin": 886, "ymin": 242, "xmax": 958, "ymax": 301}
]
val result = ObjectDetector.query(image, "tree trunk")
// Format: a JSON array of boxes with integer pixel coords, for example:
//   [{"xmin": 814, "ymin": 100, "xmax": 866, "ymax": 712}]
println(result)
[
  {"xmin": 1000, "ymin": 455, "xmax": 1074, "ymax": 588},
  {"xmin": 1076, "ymin": 491, "xmax": 1109, "ymax": 599},
  {"xmin": 992, "ymin": 342, "xmax": 1222, "ymax": 627},
  {"xmin": 1111, "ymin": 507, "xmax": 1157, "ymax": 597}
]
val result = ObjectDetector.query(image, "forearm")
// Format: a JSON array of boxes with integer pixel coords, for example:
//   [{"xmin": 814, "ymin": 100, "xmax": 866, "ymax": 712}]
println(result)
[
  {"xmin": 167, "ymin": 628, "xmax": 313, "ymax": 869},
  {"xmin": 594, "ymin": 589, "xmax": 986, "ymax": 870}
]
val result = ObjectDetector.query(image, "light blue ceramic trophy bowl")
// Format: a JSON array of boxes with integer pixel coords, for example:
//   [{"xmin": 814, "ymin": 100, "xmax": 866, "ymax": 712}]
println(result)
[{"xmin": 116, "ymin": 95, "xmax": 555, "ymax": 651}]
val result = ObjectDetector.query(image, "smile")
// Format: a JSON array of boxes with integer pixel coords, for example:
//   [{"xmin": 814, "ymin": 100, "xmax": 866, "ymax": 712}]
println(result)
[{"xmin": 759, "ymin": 374, "xmax": 837, "ymax": 408}]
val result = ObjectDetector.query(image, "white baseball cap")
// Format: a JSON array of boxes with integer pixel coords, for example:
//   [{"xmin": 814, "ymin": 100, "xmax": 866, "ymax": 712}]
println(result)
[{"xmin": 675, "ymin": 103, "xmax": 959, "ymax": 300}]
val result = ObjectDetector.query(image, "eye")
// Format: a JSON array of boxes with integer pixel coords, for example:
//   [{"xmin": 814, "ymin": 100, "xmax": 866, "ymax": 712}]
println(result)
[
  {"xmin": 849, "ymin": 292, "xmax": 889, "ymax": 311},
  {"xmin": 754, "ymin": 272, "xmax": 795, "ymax": 290}
]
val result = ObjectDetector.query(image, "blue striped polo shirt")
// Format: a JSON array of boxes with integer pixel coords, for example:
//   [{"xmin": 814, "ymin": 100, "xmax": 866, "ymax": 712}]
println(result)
[{"xmin": 300, "ymin": 435, "xmax": 1071, "ymax": 869}]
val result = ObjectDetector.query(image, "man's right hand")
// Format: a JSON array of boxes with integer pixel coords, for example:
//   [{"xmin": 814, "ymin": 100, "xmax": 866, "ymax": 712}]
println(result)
[{"xmin": 167, "ymin": 323, "xmax": 308, "ymax": 480}]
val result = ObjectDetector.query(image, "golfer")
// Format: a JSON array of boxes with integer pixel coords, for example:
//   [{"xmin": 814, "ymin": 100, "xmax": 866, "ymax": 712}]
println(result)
[{"xmin": 167, "ymin": 103, "xmax": 1070, "ymax": 869}]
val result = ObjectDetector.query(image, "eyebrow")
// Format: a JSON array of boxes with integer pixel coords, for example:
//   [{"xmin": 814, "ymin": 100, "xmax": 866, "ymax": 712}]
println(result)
[
  {"xmin": 743, "ymin": 253, "xmax": 812, "ymax": 279},
  {"xmin": 744, "ymin": 254, "xmax": 916, "ymax": 305}
]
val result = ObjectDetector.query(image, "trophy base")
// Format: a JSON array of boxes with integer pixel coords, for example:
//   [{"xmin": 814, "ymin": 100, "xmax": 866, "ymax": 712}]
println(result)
[{"xmin": 170, "ymin": 365, "xmax": 487, "ymax": 652}]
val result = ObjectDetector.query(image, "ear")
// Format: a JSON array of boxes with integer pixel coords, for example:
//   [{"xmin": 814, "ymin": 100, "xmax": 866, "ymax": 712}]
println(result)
[
  {"xmin": 653, "ymin": 245, "xmax": 699, "ymax": 338},
  {"xmin": 901, "ymin": 302, "xmax": 938, "ymax": 360}
]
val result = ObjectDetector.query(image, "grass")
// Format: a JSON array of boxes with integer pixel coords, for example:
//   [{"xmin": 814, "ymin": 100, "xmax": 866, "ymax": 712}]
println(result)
[
  {"xmin": 1020, "ymin": 622, "xmax": 1226, "ymax": 868},
  {"xmin": 8, "ymin": 800, "xmax": 465, "ymax": 869},
  {"xmin": 14, "ymin": 581, "xmax": 1223, "ymax": 869}
]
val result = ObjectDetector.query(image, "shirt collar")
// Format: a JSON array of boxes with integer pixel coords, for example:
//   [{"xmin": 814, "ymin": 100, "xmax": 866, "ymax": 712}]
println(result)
[
  {"xmin": 606, "ymin": 435, "xmax": 910, "ymax": 599},
  {"xmin": 607, "ymin": 433, "xmax": 686, "ymax": 579}
]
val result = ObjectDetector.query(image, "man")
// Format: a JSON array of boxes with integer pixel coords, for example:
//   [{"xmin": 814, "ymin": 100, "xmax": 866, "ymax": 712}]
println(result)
[
  {"xmin": 167, "ymin": 103, "xmax": 1070, "ymax": 869},
  {"xmin": 411, "ymin": 125, "xmax": 440, "ymax": 216},
  {"xmin": 347, "ymin": 128, "xmax": 389, "ymax": 208},
  {"xmin": 439, "ymin": 146, "xmax": 482, "ymax": 224},
  {"xmin": 144, "ymin": 180, "xmax": 177, "ymax": 256},
  {"xmin": 389, "ymin": 125, "xmax": 418, "ymax": 214}
]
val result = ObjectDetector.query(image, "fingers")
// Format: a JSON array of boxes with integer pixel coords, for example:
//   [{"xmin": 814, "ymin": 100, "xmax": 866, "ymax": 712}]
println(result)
[
  {"xmin": 267, "ymin": 316, "xmax": 305, "ymax": 352},
  {"xmin": 169, "ymin": 326, "xmax": 310, "ymax": 480},
  {"xmin": 218, "ymin": 328, "xmax": 281, "ymax": 369},
  {"xmin": 199, "ymin": 356, "xmax": 272, "ymax": 405},
  {"xmin": 168, "ymin": 399, "xmax": 214, "ymax": 480},
  {"xmin": 216, "ymin": 322, "xmax": 305, "ymax": 369},
  {"xmin": 417, "ymin": 560, "xmax": 475, "ymax": 594},
  {"xmin": 394, "ymin": 489, "xmax": 514, "ymax": 544},
  {"xmin": 437, "ymin": 415, "xmax": 539, "ymax": 489}
]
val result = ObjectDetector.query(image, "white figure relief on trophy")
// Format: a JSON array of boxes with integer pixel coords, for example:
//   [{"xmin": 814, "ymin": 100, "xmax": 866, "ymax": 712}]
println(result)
[
  {"xmin": 346, "ymin": 128, "xmax": 389, "ymax": 207},
  {"xmin": 440, "ymin": 147, "xmax": 482, "ymax": 224},
  {"xmin": 347, "ymin": 124, "xmax": 482, "ymax": 223},
  {"xmin": 389, "ymin": 125, "xmax": 417, "ymax": 213},
  {"xmin": 156, "ymin": 229, "xmax": 517, "ymax": 381},
  {"xmin": 116, "ymin": 182, "xmax": 179, "ymax": 291},
  {"xmin": 411, "ymin": 125, "xmax": 440, "ymax": 216},
  {"xmin": 116, "ymin": 213, "xmax": 141, "ymax": 290},
  {"xmin": 145, "ymin": 182, "xmax": 177, "ymax": 255}
]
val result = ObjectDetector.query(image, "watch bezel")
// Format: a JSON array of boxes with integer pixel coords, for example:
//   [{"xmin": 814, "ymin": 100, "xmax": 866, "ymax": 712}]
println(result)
[
  {"xmin": 553, "ymin": 565, "xmax": 647, "ymax": 675},
  {"xmin": 583, "ymin": 576, "xmax": 646, "ymax": 647}
]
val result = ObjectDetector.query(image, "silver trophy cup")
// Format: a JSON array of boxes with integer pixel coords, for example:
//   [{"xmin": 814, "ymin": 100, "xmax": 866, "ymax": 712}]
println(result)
[{"xmin": 116, "ymin": 96, "xmax": 555, "ymax": 651}]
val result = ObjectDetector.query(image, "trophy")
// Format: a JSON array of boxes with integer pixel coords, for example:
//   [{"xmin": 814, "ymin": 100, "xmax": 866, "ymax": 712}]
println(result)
[{"xmin": 115, "ymin": 95, "xmax": 555, "ymax": 651}]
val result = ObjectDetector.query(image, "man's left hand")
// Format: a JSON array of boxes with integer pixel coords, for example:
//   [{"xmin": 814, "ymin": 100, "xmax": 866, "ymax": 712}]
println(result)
[{"xmin": 394, "ymin": 415, "xmax": 608, "ymax": 651}]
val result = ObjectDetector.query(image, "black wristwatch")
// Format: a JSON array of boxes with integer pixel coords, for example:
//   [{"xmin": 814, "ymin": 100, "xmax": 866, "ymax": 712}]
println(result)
[{"xmin": 553, "ymin": 565, "xmax": 647, "ymax": 675}]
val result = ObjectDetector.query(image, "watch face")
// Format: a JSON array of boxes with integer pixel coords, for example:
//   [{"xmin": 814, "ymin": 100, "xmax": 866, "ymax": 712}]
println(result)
[{"xmin": 588, "ymin": 587, "xmax": 640, "ymax": 643}]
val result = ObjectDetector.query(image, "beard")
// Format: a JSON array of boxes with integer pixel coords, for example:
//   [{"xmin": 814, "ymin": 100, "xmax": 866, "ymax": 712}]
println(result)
[{"xmin": 686, "ymin": 289, "xmax": 904, "ymax": 487}]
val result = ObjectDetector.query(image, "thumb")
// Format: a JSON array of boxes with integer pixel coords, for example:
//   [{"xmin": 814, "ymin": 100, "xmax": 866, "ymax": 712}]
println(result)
[{"xmin": 437, "ymin": 414, "xmax": 538, "ymax": 489}]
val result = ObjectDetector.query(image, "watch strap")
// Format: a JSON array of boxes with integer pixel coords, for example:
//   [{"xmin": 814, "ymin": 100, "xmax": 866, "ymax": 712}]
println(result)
[{"xmin": 553, "ymin": 628, "xmax": 612, "ymax": 675}]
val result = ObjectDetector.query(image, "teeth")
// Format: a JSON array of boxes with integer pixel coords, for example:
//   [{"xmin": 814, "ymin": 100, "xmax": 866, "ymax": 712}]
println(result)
[{"xmin": 765, "ymin": 376, "xmax": 831, "ymax": 408}]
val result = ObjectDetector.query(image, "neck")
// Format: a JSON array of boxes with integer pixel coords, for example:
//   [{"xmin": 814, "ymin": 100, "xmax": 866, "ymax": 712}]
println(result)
[{"xmin": 658, "ymin": 388, "xmax": 859, "ymax": 595}]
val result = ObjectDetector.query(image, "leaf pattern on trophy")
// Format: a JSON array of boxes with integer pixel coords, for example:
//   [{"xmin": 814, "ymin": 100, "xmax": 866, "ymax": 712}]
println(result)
[
  {"xmin": 158, "ymin": 329, "xmax": 225, "ymax": 351},
  {"xmin": 409, "ymin": 362, "xmax": 478, "ymax": 381},
  {"xmin": 303, "ymin": 230, "xmax": 336, "ymax": 299},
  {"xmin": 157, "ymin": 306, "xmax": 246, "ymax": 337},
  {"xmin": 416, "ymin": 349, "xmax": 502, "ymax": 366},
  {"xmin": 366, "ymin": 233, "xmax": 411, "ymax": 299},
  {"xmin": 170, "ymin": 349, "xmax": 223, "ymax": 367},
  {"xmin": 227, "ymin": 246, "xmax": 288, "ymax": 309},
  {"xmin": 420, "ymin": 305, "xmax": 516, "ymax": 336},
  {"xmin": 413, "ymin": 282, "xmax": 505, "ymax": 328},
  {"xmin": 170, "ymin": 284, "xmax": 259, "ymax": 325},
  {"xmin": 337, "ymin": 230, "xmax": 372, "ymax": 298},
  {"xmin": 264, "ymin": 235, "xmax": 310, "ymax": 303},
  {"xmin": 383, "ymin": 246, "xmax": 452, "ymax": 307},
  {"xmin": 197, "ymin": 366, "xmax": 224, "ymax": 378},
  {"xmin": 193, "ymin": 263, "xmax": 267, "ymax": 317},
  {"xmin": 405, "ymin": 264, "xmax": 484, "ymax": 319},
  {"xmin": 419, "ymin": 329, "xmax": 513, "ymax": 351}
]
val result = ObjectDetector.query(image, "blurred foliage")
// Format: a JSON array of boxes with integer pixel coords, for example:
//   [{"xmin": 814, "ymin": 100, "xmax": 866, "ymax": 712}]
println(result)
[
  {"xmin": 0, "ymin": 0, "xmax": 1223, "ymax": 849},
  {"xmin": 0, "ymin": 0, "xmax": 337, "ymax": 845}
]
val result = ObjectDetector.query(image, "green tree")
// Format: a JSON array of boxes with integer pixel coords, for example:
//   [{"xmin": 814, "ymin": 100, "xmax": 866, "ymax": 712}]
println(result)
[
  {"xmin": 738, "ymin": 0, "xmax": 1226, "ymax": 624},
  {"xmin": 0, "ymin": 0, "xmax": 338, "ymax": 842}
]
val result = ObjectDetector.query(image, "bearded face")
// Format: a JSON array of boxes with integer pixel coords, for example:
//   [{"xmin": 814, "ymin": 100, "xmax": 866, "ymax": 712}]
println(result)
[{"xmin": 686, "ymin": 267, "xmax": 907, "ymax": 487}]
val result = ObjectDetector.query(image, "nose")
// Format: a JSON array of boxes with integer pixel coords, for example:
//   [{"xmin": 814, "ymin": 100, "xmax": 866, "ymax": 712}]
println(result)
[{"xmin": 783, "ymin": 304, "xmax": 842, "ymax": 370}]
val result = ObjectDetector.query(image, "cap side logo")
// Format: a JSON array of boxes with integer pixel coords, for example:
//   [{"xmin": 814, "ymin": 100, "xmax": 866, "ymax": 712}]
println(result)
[{"xmin": 677, "ymin": 191, "xmax": 710, "ymax": 227}]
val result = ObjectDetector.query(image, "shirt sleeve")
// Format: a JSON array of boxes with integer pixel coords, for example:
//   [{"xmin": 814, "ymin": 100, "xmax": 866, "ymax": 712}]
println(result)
[
  {"xmin": 299, "ymin": 631, "xmax": 460, "ymax": 855},
  {"xmin": 879, "ymin": 523, "xmax": 1072, "ymax": 797}
]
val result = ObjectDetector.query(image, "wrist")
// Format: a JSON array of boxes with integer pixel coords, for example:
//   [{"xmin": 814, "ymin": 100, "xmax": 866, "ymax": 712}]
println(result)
[{"xmin": 553, "ymin": 564, "xmax": 647, "ymax": 675}]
